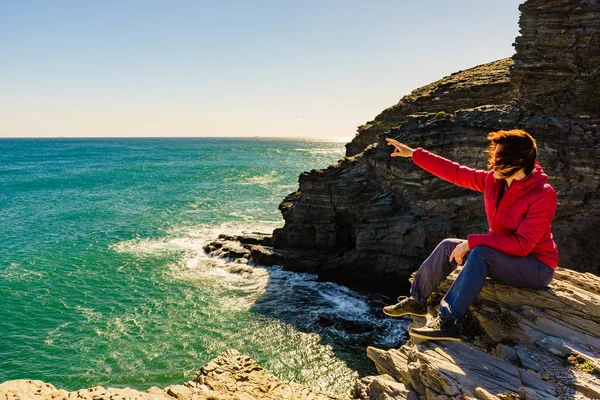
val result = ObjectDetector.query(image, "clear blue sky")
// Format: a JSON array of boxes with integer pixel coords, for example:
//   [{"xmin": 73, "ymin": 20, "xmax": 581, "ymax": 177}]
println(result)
[{"xmin": 1, "ymin": 1, "xmax": 523, "ymax": 138}]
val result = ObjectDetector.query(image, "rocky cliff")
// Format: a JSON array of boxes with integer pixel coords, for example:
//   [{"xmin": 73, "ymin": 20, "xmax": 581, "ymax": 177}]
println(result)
[{"xmin": 272, "ymin": 0, "xmax": 600, "ymax": 283}]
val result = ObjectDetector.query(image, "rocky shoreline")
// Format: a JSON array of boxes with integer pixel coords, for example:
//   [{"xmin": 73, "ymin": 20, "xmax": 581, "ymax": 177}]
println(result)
[
  {"xmin": 206, "ymin": 233, "xmax": 600, "ymax": 399},
  {"xmin": 3, "ymin": 251, "xmax": 599, "ymax": 399},
  {"xmin": 0, "ymin": 349, "xmax": 345, "ymax": 400}
]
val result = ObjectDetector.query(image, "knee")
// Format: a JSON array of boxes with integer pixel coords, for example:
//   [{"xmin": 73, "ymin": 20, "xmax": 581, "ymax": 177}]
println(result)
[
  {"xmin": 460, "ymin": 246, "xmax": 494, "ymax": 276},
  {"xmin": 438, "ymin": 238, "xmax": 462, "ymax": 254},
  {"xmin": 468, "ymin": 246, "xmax": 495, "ymax": 263}
]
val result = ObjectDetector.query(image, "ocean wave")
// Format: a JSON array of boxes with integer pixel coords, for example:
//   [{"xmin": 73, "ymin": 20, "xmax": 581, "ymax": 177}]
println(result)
[
  {"xmin": 262, "ymin": 267, "xmax": 405, "ymax": 346},
  {"xmin": 238, "ymin": 171, "xmax": 282, "ymax": 185},
  {"xmin": 108, "ymin": 222, "xmax": 406, "ymax": 383},
  {"xmin": 114, "ymin": 222, "xmax": 406, "ymax": 344},
  {"xmin": 109, "ymin": 224, "xmax": 278, "ymax": 309},
  {"xmin": 0, "ymin": 263, "xmax": 44, "ymax": 283},
  {"xmin": 44, "ymin": 322, "xmax": 72, "ymax": 346}
]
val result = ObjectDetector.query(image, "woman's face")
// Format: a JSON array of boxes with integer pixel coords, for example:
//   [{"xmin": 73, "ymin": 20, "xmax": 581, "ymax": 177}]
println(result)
[{"xmin": 492, "ymin": 144, "xmax": 524, "ymax": 180}]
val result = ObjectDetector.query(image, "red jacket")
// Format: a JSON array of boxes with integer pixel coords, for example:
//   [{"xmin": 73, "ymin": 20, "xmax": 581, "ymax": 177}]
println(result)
[{"xmin": 412, "ymin": 148, "xmax": 558, "ymax": 268}]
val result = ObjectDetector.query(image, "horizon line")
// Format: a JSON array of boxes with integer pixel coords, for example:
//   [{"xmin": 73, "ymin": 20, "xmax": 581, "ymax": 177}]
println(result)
[{"xmin": 0, "ymin": 135, "xmax": 353, "ymax": 140}]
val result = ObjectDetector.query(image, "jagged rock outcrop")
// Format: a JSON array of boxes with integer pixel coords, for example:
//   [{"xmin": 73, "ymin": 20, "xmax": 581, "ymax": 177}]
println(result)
[
  {"xmin": 512, "ymin": 0, "xmax": 600, "ymax": 123},
  {"xmin": 345, "ymin": 58, "xmax": 516, "ymax": 156},
  {"xmin": 0, "ymin": 350, "xmax": 347, "ymax": 400},
  {"xmin": 273, "ymin": 0, "xmax": 600, "ymax": 281},
  {"xmin": 358, "ymin": 267, "xmax": 600, "ymax": 399}
]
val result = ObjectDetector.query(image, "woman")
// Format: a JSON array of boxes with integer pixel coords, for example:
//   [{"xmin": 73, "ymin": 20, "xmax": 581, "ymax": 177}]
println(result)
[{"xmin": 384, "ymin": 129, "xmax": 558, "ymax": 341}]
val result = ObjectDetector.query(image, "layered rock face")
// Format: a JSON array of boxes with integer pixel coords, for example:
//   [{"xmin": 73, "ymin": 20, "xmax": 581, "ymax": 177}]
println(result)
[
  {"xmin": 345, "ymin": 58, "xmax": 516, "ymax": 156},
  {"xmin": 273, "ymin": 0, "xmax": 600, "ymax": 282},
  {"xmin": 512, "ymin": 0, "xmax": 600, "ymax": 122},
  {"xmin": 274, "ymin": 104, "xmax": 600, "ymax": 284}
]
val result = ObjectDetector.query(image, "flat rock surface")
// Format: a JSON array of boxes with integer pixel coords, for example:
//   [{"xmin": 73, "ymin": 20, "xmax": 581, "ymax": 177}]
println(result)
[{"xmin": 361, "ymin": 267, "xmax": 600, "ymax": 399}]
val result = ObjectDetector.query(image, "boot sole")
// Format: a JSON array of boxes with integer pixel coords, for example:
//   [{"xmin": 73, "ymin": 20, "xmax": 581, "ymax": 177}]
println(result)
[
  {"xmin": 382, "ymin": 309, "xmax": 428, "ymax": 317},
  {"xmin": 408, "ymin": 330, "xmax": 462, "ymax": 342}
]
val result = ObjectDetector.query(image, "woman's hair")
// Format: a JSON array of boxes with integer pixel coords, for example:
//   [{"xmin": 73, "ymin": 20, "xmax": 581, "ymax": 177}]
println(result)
[{"xmin": 486, "ymin": 129, "xmax": 537, "ymax": 178}]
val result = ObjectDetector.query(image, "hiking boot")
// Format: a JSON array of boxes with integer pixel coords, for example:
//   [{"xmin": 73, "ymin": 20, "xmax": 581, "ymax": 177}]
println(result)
[
  {"xmin": 408, "ymin": 316, "xmax": 461, "ymax": 342},
  {"xmin": 383, "ymin": 296, "xmax": 428, "ymax": 317}
]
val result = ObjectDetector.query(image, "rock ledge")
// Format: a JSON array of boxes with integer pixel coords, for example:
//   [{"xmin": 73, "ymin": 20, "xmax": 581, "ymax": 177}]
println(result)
[{"xmin": 356, "ymin": 267, "xmax": 600, "ymax": 399}]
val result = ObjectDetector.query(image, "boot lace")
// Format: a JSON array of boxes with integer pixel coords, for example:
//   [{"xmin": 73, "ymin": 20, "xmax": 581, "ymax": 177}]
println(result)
[
  {"xmin": 428, "ymin": 316, "xmax": 461, "ymax": 330},
  {"xmin": 428, "ymin": 316, "xmax": 442, "ymax": 330}
]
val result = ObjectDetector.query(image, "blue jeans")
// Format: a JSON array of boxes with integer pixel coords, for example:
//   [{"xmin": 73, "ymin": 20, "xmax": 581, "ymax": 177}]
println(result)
[{"xmin": 410, "ymin": 238, "xmax": 555, "ymax": 324}]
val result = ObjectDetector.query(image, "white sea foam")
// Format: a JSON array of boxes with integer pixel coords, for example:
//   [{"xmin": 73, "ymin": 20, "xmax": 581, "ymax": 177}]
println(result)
[
  {"xmin": 319, "ymin": 287, "xmax": 371, "ymax": 316},
  {"xmin": 0, "ymin": 263, "xmax": 44, "ymax": 283},
  {"xmin": 239, "ymin": 171, "xmax": 282, "ymax": 185},
  {"xmin": 75, "ymin": 306, "xmax": 101, "ymax": 323},
  {"xmin": 110, "ymin": 223, "xmax": 281, "ymax": 310},
  {"xmin": 110, "ymin": 222, "xmax": 406, "ymax": 345},
  {"xmin": 44, "ymin": 322, "xmax": 71, "ymax": 346}
]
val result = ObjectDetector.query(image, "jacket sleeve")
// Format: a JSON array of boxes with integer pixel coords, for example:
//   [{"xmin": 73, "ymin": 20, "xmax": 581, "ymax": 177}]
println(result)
[
  {"xmin": 467, "ymin": 189, "xmax": 557, "ymax": 256},
  {"xmin": 412, "ymin": 147, "xmax": 487, "ymax": 193}
]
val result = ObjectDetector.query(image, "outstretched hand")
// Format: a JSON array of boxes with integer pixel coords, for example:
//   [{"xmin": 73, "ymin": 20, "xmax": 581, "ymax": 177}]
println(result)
[
  {"xmin": 450, "ymin": 241, "xmax": 471, "ymax": 265},
  {"xmin": 386, "ymin": 138, "xmax": 414, "ymax": 158}
]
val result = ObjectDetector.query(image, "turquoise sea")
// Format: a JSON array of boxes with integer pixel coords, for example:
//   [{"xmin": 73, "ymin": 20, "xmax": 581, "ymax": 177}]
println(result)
[{"xmin": 0, "ymin": 138, "xmax": 406, "ymax": 395}]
